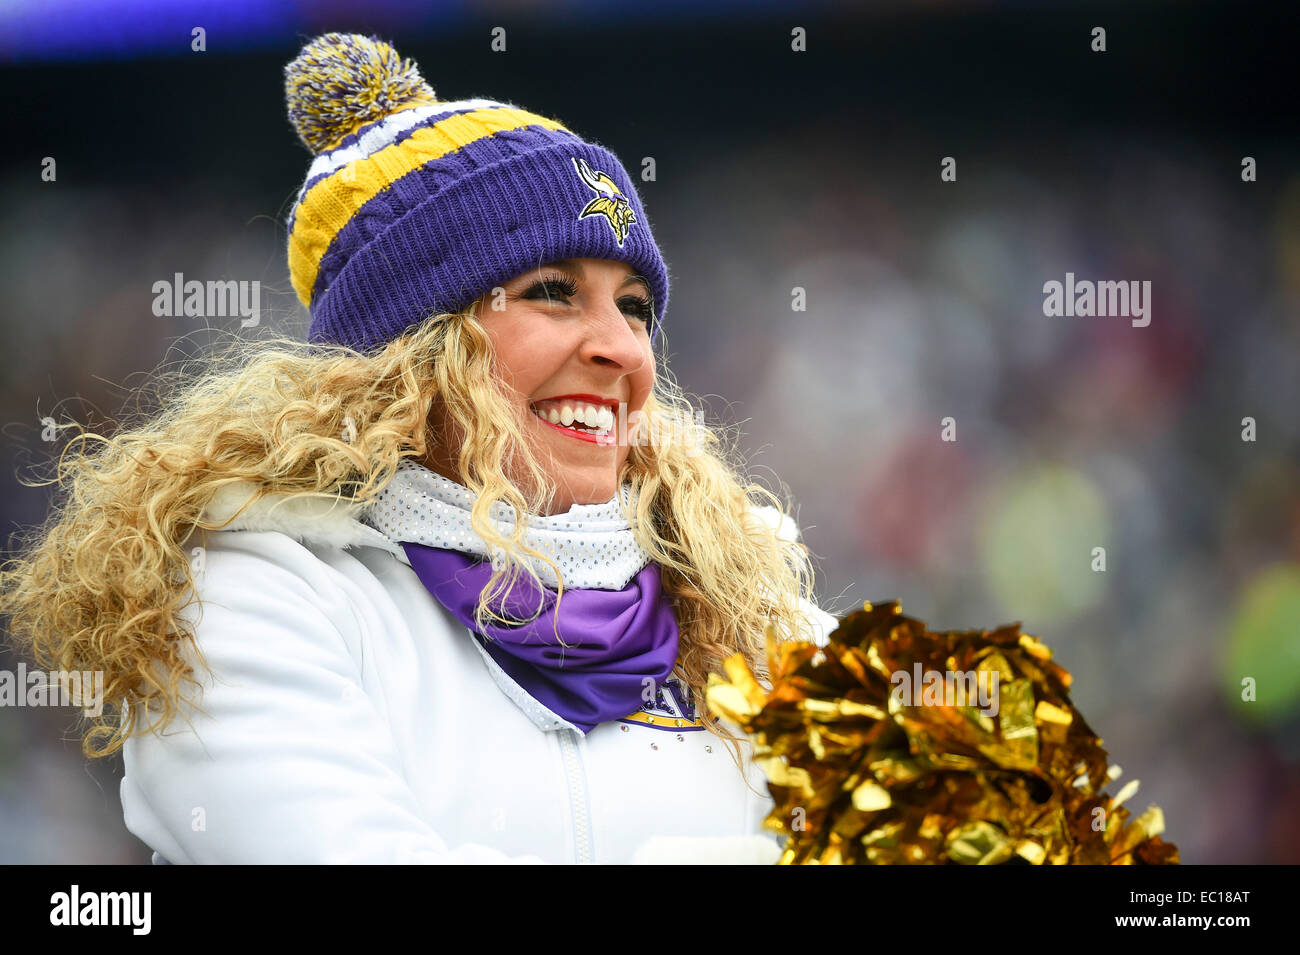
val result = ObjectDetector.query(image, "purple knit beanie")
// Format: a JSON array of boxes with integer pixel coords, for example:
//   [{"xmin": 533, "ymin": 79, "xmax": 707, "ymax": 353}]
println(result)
[{"xmin": 283, "ymin": 33, "xmax": 670, "ymax": 354}]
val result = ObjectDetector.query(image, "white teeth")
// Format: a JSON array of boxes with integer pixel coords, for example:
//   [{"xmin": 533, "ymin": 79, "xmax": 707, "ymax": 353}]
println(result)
[
  {"xmin": 579, "ymin": 405, "xmax": 613, "ymax": 432},
  {"xmin": 533, "ymin": 401, "xmax": 614, "ymax": 435}
]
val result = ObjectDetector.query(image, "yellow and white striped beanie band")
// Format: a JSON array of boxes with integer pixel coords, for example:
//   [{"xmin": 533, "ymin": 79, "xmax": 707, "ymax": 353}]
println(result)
[{"xmin": 283, "ymin": 32, "xmax": 670, "ymax": 353}]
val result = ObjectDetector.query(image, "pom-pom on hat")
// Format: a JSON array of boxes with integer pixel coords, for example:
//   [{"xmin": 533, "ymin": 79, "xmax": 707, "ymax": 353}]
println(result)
[{"xmin": 283, "ymin": 33, "xmax": 670, "ymax": 353}]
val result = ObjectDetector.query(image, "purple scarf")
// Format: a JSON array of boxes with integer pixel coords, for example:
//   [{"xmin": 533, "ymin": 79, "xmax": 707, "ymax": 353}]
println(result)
[{"xmin": 402, "ymin": 542, "xmax": 681, "ymax": 733}]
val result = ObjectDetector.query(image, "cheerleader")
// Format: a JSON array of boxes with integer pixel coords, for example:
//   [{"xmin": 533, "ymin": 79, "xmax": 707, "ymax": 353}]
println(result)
[{"xmin": 0, "ymin": 33, "xmax": 837, "ymax": 864}]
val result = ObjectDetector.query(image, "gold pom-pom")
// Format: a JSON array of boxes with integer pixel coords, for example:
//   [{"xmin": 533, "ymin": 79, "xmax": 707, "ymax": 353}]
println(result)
[
  {"xmin": 284, "ymin": 32, "xmax": 439, "ymax": 155},
  {"xmin": 707, "ymin": 600, "xmax": 1181, "ymax": 865}
]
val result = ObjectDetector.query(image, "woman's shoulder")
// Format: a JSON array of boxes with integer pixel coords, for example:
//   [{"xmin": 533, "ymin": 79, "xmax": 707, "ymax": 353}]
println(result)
[{"xmin": 177, "ymin": 484, "xmax": 408, "ymax": 643}]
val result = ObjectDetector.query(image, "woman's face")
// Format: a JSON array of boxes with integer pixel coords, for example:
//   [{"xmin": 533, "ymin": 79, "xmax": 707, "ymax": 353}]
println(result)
[{"xmin": 424, "ymin": 257, "xmax": 656, "ymax": 515}]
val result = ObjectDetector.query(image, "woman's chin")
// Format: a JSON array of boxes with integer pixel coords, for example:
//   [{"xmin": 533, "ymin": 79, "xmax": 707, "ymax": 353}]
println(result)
[{"xmin": 543, "ymin": 474, "xmax": 621, "ymax": 513}]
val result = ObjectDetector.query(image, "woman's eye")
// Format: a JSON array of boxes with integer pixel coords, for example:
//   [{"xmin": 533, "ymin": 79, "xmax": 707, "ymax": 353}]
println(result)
[
  {"xmin": 621, "ymin": 296, "xmax": 653, "ymax": 325},
  {"xmin": 526, "ymin": 278, "xmax": 579, "ymax": 302},
  {"xmin": 524, "ymin": 278, "xmax": 651, "ymax": 328}
]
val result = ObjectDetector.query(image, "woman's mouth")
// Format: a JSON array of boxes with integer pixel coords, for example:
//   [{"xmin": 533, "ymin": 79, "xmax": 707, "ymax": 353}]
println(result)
[{"xmin": 529, "ymin": 399, "xmax": 616, "ymax": 445}]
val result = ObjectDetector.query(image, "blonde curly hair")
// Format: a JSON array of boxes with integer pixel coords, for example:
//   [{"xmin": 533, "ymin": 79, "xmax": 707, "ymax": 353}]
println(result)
[{"xmin": 0, "ymin": 296, "xmax": 823, "ymax": 782}]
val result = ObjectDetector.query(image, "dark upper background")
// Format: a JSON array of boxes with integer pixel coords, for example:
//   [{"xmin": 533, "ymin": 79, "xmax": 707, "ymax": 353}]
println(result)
[{"xmin": 1, "ymin": 0, "xmax": 1297, "ymax": 862}]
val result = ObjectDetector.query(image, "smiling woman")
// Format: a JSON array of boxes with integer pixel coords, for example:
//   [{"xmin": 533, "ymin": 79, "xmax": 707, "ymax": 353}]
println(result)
[
  {"xmin": 422, "ymin": 257, "xmax": 657, "ymax": 515},
  {"xmin": 0, "ymin": 32, "xmax": 839, "ymax": 865}
]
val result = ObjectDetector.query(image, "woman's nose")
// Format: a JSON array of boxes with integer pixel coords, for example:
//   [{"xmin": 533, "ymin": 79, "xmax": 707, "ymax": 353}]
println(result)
[{"xmin": 582, "ymin": 305, "xmax": 648, "ymax": 372}]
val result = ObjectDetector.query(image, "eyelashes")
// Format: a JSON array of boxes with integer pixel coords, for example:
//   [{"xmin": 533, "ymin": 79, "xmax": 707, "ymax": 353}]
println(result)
[
  {"xmin": 530, "ymin": 272, "xmax": 580, "ymax": 299},
  {"xmin": 524, "ymin": 272, "xmax": 654, "ymax": 327}
]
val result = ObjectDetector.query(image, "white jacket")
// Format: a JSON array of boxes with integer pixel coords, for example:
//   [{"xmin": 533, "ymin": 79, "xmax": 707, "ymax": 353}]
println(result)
[{"xmin": 119, "ymin": 484, "xmax": 838, "ymax": 864}]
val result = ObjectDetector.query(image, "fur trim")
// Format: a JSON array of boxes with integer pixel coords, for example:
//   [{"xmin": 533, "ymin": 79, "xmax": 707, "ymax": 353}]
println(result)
[
  {"xmin": 747, "ymin": 503, "xmax": 800, "ymax": 544},
  {"xmin": 200, "ymin": 481, "xmax": 401, "ymax": 555}
]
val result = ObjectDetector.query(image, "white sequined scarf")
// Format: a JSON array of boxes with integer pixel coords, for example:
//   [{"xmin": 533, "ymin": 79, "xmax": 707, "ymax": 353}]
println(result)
[{"xmin": 362, "ymin": 459, "xmax": 654, "ymax": 591}]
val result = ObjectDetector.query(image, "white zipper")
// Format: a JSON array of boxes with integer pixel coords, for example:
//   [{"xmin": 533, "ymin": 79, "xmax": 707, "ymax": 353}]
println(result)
[{"xmin": 556, "ymin": 728, "xmax": 594, "ymax": 864}]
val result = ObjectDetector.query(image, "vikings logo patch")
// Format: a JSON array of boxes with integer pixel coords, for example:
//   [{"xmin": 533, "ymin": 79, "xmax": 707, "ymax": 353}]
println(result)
[
  {"xmin": 572, "ymin": 156, "xmax": 637, "ymax": 246},
  {"xmin": 619, "ymin": 674, "xmax": 707, "ymax": 732}
]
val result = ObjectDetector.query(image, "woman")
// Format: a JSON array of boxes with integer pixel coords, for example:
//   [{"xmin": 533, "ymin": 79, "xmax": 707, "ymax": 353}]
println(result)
[{"xmin": 0, "ymin": 33, "xmax": 837, "ymax": 864}]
